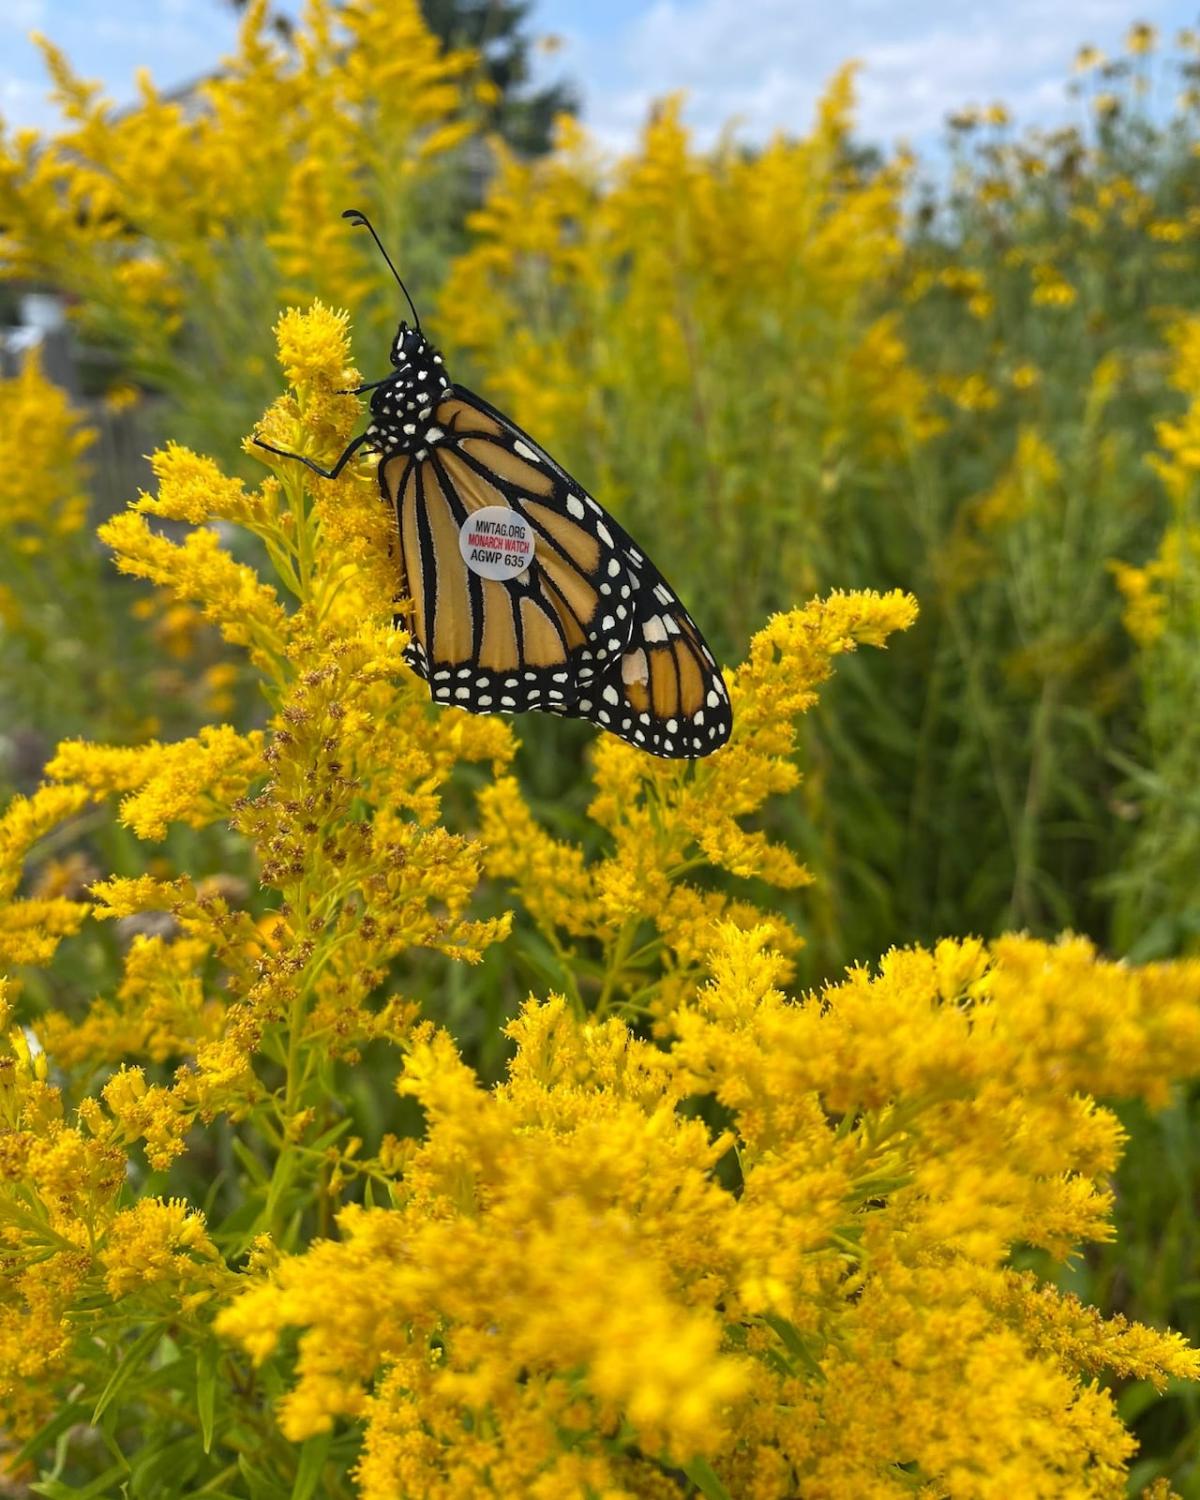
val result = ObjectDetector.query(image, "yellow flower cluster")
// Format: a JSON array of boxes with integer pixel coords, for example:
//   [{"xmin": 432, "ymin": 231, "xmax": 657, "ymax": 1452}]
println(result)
[
  {"xmin": 0, "ymin": 0, "xmax": 487, "ymax": 449},
  {"xmin": 22, "ymin": 308, "xmax": 514, "ymax": 1171},
  {"xmin": 0, "ymin": 292, "xmax": 1197, "ymax": 1494},
  {"xmin": 480, "ymin": 590, "xmax": 917, "ymax": 1020},
  {"xmin": 0, "ymin": 350, "xmax": 93, "ymax": 552},
  {"xmin": 0, "ymin": 1001, "xmax": 224, "ymax": 1438},
  {"xmin": 440, "ymin": 72, "xmax": 939, "ymax": 649},
  {"xmin": 218, "ymin": 934, "xmax": 1200, "ymax": 1498},
  {"xmin": 0, "ymin": 783, "xmax": 90, "ymax": 967},
  {"xmin": 47, "ymin": 725, "xmax": 264, "ymax": 840},
  {"xmin": 1115, "ymin": 317, "xmax": 1200, "ymax": 645}
]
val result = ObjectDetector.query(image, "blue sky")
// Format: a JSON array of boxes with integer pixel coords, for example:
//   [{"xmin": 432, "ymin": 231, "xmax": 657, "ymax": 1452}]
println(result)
[{"xmin": 3, "ymin": 0, "xmax": 1198, "ymax": 154}]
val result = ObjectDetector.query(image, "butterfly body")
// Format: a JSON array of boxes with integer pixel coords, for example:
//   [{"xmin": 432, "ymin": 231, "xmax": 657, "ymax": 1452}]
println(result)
[
  {"xmin": 362, "ymin": 327, "xmax": 451, "ymax": 459},
  {"xmin": 255, "ymin": 212, "xmax": 731, "ymax": 759}
]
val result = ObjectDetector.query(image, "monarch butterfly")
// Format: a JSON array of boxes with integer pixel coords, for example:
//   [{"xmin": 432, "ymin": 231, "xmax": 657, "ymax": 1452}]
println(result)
[{"xmin": 255, "ymin": 209, "xmax": 732, "ymax": 759}]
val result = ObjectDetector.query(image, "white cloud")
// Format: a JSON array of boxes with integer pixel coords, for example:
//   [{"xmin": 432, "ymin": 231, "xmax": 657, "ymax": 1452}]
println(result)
[
  {"xmin": 572, "ymin": 0, "xmax": 1193, "ymax": 154},
  {"xmin": 0, "ymin": 0, "xmax": 242, "ymax": 134},
  {"xmin": 3, "ymin": 0, "xmax": 1192, "ymax": 160},
  {"xmin": 0, "ymin": 0, "xmax": 46, "ymax": 32}
]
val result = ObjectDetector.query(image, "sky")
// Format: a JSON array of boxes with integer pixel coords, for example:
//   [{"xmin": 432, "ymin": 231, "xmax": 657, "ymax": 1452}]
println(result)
[{"xmin": 3, "ymin": 0, "xmax": 1199, "ymax": 158}]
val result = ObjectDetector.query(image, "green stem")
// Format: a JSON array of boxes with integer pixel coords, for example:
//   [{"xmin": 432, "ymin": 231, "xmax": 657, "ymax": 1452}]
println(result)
[{"xmin": 594, "ymin": 919, "xmax": 639, "ymax": 1019}]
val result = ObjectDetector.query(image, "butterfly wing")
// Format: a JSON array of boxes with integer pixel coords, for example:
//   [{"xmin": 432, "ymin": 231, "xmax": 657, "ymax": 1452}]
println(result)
[
  {"xmin": 448, "ymin": 391, "xmax": 733, "ymax": 758},
  {"xmin": 385, "ymin": 383, "xmax": 731, "ymax": 758},
  {"xmin": 556, "ymin": 553, "xmax": 733, "ymax": 758},
  {"xmin": 381, "ymin": 387, "xmax": 638, "ymax": 714}
]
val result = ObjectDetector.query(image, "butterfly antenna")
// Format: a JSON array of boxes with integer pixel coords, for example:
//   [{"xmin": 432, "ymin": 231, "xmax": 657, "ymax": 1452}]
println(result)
[{"xmin": 342, "ymin": 208, "xmax": 422, "ymax": 332}]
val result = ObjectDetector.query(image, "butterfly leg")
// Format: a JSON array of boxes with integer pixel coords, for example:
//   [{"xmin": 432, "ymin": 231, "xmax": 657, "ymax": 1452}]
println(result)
[
  {"xmin": 335, "ymin": 377, "xmax": 391, "ymax": 395},
  {"xmin": 252, "ymin": 431, "xmax": 370, "ymax": 480}
]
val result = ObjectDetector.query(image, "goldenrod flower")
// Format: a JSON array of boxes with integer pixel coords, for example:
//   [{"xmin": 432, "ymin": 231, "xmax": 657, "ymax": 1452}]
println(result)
[
  {"xmin": 217, "ymin": 934, "xmax": 1200, "ymax": 1496},
  {"xmin": 0, "ymin": 351, "xmax": 93, "ymax": 549},
  {"xmin": 0, "ymin": 785, "xmax": 91, "ymax": 967},
  {"xmin": 1126, "ymin": 22, "xmax": 1158, "ymax": 55},
  {"xmin": 1074, "ymin": 44, "xmax": 1106, "ymax": 72},
  {"xmin": 0, "ymin": 14, "xmax": 1198, "ymax": 1480}
]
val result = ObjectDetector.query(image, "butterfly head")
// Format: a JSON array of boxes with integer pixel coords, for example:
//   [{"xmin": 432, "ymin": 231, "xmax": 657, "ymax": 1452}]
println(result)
[
  {"xmin": 366, "ymin": 323, "xmax": 452, "ymax": 452},
  {"xmin": 390, "ymin": 320, "xmax": 432, "ymax": 370}
]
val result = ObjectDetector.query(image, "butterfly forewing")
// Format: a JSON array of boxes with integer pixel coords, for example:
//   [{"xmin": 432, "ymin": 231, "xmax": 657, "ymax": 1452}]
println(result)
[
  {"xmin": 381, "ymin": 387, "xmax": 639, "ymax": 715},
  {"xmin": 430, "ymin": 391, "xmax": 732, "ymax": 756}
]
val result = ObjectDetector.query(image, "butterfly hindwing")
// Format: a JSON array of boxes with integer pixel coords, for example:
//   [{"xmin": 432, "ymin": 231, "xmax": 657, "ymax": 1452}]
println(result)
[{"xmin": 557, "ymin": 548, "xmax": 733, "ymax": 757}]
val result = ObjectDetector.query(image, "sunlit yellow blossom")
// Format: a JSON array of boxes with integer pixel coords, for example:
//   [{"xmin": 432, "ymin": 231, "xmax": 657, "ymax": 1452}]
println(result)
[
  {"xmin": 0, "ymin": 784, "xmax": 89, "ymax": 903},
  {"xmin": 135, "ymin": 442, "xmax": 262, "ymax": 527},
  {"xmin": 481, "ymin": 590, "xmax": 915, "ymax": 1021},
  {"xmin": 98, "ymin": 511, "xmax": 289, "ymax": 669},
  {"xmin": 219, "ymin": 934, "xmax": 1200, "ymax": 1496},
  {"xmin": 274, "ymin": 301, "xmax": 357, "ymax": 392},
  {"xmin": 1031, "ymin": 263, "xmax": 1079, "ymax": 307},
  {"xmin": 0, "ymin": 784, "xmax": 91, "ymax": 968},
  {"xmin": 0, "ymin": 350, "xmax": 93, "ymax": 548},
  {"xmin": 100, "ymin": 1197, "xmax": 223, "ymax": 1300},
  {"xmin": 48, "ymin": 725, "xmax": 264, "ymax": 840},
  {"xmin": 1149, "ymin": 218, "xmax": 1187, "ymax": 241},
  {"xmin": 103, "ymin": 382, "xmax": 140, "ymax": 414},
  {"xmin": 944, "ymin": 372, "xmax": 1001, "ymax": 411},
  {"xmin": 1112, "ymin": 556, "xmax": 1170, "ymax": 645},
  {"xmin": 102, "ymin": 1066, "xmax": 192, "ymax": 1170}
]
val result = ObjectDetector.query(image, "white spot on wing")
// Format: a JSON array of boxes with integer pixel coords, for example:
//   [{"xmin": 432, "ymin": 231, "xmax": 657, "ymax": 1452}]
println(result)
[
  {"xmin": 621, "ymin": 648, "xmax": 649, "ymax": 686},
  {"xmin": 513, "ymin": 440, "xmax": 540, "ymax": 462}
]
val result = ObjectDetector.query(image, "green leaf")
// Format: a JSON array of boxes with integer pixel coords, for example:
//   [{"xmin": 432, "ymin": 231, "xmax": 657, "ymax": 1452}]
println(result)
[
  {"xmin": 762, "ymin": 1313, "xmax": 826, "ymax": 1382},
  {"xmin": 197, "ymin": 1344, "xmax": 220, "ymax": 1454},
  {"xmin": 231, "ymin": 1137, "xmax": 269, "ymax": 1187},
  {"xmin": 31, "ymin": 1461, "xmax": 129, "ymax": 1499},
  {"xmin": 290, "ymin": 1431, "xmax": 333, "ymax": 1500},
  {"xmin": 681, "ymin": 1456, "xmax": 733, "ymax": 1500},
  {"xmin": 11, "ymin": 1402, "xmax": 87, "ymax": 1470},
  {"xmin": 91, "ymin": 1323, "xmax": 163, "ymax": 1425},
  {"xmin": 310, "ymin": 1117, "xmax": 353, "ymax": 1152},
  {"xmin": 238, "ymin": 1453, "xmax": 289, "ymax": 1500},
  {"xmin": 129, "ymin": 1441, "xmax": 200, "ymax": 1498}
]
